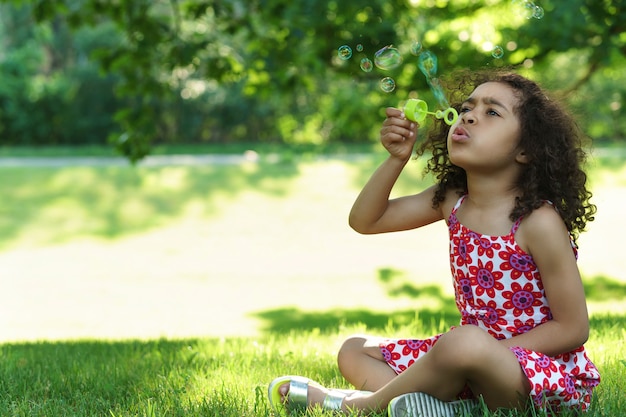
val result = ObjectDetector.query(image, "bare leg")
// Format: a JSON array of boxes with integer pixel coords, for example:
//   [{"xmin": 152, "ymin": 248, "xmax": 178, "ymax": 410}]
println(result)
[
  {"xmin": 337, "ymin": 334, "xmax": 397, "ymax": 391},
  {"xmin": 347, "ymin": 325, "xmax": 531, "ymax": 412},
  {"xmin": 279, "ymin": 326, "xmax": 531, "ymax": 415}
]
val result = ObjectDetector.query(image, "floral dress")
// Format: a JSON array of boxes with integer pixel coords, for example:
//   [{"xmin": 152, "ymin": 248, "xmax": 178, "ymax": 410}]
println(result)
[{"xmin": 380, "ymin": 195, "xmax": 600, "ymax": 412}]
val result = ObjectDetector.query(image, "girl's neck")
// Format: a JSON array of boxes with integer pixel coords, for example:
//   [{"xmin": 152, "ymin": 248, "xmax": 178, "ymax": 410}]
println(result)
[{"xmin": 465, "ymin": 173, "xmax": 519, "ymax": 209}]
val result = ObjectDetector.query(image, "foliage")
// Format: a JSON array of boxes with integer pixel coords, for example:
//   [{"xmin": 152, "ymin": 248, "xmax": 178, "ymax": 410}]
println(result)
[{"xmin": 0, "ymin": 0, "xmax": 624, "ymax": 160}]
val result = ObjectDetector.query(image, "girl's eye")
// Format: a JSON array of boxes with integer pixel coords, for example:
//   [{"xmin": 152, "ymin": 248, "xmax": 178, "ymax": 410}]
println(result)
[
  {"xmin": 460, "ymin": 106, "xmax": 471, "ymax": 113},
  {"xmin": 487, "ymin": 109, "xmax": 500, "ymax": 117}
]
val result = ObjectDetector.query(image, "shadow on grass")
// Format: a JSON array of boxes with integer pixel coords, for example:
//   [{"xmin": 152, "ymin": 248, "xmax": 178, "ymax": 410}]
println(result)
[
  {"xmin": 583, "ymin": 275, "xmax": 626, "ymax": 301},
  {"xmin": 252, "ymin": 305, "xmax": 626, "ymax": 336},
  {"xmin": 252, "ymin": 306, "xmax": 461, "ymax": 334},
  {"xmin": 0, "ymin": 160, "xmax": 300, "ymax": 248},
  {"xmin": 253, "ymin": 270, "xmax": 626, "ymax": 335},
  {"xmin": 253, "ymin": 272, "xmax": 461, "ymax": 334}
]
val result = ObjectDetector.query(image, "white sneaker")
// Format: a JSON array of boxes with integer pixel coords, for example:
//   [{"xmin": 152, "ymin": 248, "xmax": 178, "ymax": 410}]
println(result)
[{"xmin": 388, "ymin": 392, "xmax": 478, "ymax": 417}]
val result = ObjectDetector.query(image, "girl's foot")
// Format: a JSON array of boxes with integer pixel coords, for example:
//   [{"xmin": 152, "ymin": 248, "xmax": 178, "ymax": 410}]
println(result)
[{"xmin": 268, "ymin": 375, "xmax": 374, "ymax": 415}]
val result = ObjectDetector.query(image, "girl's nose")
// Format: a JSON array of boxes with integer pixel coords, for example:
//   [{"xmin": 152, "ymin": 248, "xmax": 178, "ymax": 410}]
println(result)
[{"xmin": 462, "ymin": 112, "xmax": 475, "ymax": 124}]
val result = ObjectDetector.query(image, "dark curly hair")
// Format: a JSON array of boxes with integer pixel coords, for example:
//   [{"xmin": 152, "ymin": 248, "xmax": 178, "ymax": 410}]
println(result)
[{"xmin": 416, "ymin": 69, "xmax": 595, "ymax": 242}]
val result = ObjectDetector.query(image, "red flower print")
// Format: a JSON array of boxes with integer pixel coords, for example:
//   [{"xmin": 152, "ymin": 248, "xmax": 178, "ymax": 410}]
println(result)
[
  {"xmin": 533, "ymin": 354, "xmax": 559, "ymax": 378},
  {"xmin": 558, "ymin": 374, "xmax": 578, "ymax": 402},
  {"xmin": 499, "ymin": 247, "xmax": 536, "ymax": 280},
  {"xmin": 539, "ymin": 306, "xmax": 552, "ymax": 321},
  {"xmin": 502, "ymin": 282, "xmax": 544, "ymax": 317},
  {"xmin": 380, "ymin": 343, "xmax": 401, "ymax": 367},
  {"xmin": 398, "ymin": 339, "xmax": 431, "ymax": 358},
  {"xmin": 468, "ymin": 259, "xmax": 504, "ymax": 298},
  {"xmin": 541, "ymin": 377, "xmax": 558, "ymax": 394},
  {"xmin": 461, "ymin": 311, "xmax": 479, "ymax": 326},
  {"xmin": 448, "ymin": 215, "xmax": 460, "ymax": 234},
  {"xmin": 473, "ymin": 298, "xmax": 507, "ymax": 331},
  {"xmin": 507, "ymin": 318, "xmax": 536, "ymax": 335},
  {"xmin": 451, "ymin": 234, "xmax": 474, "ymax": 267},
  {"xmin": 455, "ymin": 269, "xmax": 474, "ymax": 304},
  {"xmin": 475, "ymin": 236, "xmax": 502, "ymax": 258}
]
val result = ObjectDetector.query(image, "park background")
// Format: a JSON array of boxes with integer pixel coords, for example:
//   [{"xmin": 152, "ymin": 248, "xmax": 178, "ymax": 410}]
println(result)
[{"xmin": 0, "ymin": 0, "xmax": 625, "ymax": 416}]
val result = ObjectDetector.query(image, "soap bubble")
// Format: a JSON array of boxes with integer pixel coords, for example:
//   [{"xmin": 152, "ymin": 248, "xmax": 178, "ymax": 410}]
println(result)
[
  {"xmin": 492, "ymin": 45, "xmax": 504, "ymax": 59},
  {"xmin": 533, "ymin": 5, "xmax": 544, "ymax": 19},
  {"xmin": 380, "ymin": 77, "xmax": 396, "ymax": 93},
  {"xmin": 360, "ymin": 57, "xmax": 374, "ymax": 72},
  {"xmin": 418, "ymin": 50, "xmax": 438, "ymax": 79},
  {"xmin": 410, "ymin": 41, "xmax": 423, "ymax": 56},
  {"xmin": 523, "ymin": 2, "xmax": 536, "ymax": 19},
  {"xmin": 511, "ymin": 0, "xmax": 536, "ymax": 19},
  {"xmin": 374, "ymin": 45, "xmax": 403, "ymax": 70},
  {"xmin": 356, "ymin": 44, "xmax": 364, "ymax": 52},
  {"xmin": 338, "ymin": 45, "xmax": 352, "ymax": 60},
  {"xmin": 428, "ymin": 78, "xmax": 450, "ymax": 109}
]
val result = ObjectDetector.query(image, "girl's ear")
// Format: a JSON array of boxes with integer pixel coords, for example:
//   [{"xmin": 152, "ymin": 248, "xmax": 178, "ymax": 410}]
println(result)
[{"xmin": 516, "ymin": 150, "xmax": 530, "ymax": 164}]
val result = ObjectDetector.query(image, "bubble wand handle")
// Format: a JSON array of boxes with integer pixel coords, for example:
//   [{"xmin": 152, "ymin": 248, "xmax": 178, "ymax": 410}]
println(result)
[{"xmin": 403, "ymin": 99, "xmax": 459, "ymax": 126}]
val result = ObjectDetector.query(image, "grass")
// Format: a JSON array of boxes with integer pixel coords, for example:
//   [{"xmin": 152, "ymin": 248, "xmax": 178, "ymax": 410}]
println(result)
[
  {"xmin": 0, "ymin": 144, "xmax": 625, "ymax": 415},
  {"xmin": 0, "ymin": 319, "xmax": 623, "ymax": 416}
]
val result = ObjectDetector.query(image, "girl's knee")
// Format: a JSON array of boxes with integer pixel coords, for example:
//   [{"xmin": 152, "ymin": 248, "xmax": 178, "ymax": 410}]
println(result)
[
  {"xmin": 431, "ymin": 326, "xmax": 495, "ymax": 367},
  {"xmin": 337, "ymin": 335, "xmax": 383, "ymax": 368},
  {"xmin": 338, "ymin": 335, "xmax": 368, "ymax": 362}
]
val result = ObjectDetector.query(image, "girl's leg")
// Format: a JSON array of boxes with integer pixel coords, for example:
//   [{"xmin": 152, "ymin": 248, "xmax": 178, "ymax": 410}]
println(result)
[
  {"xmin": 279, "ymin": 326, "xmax": 531, "ymax": 414},
  {"xmin": 337, "ymin": 334, "xmax": 397, "ymax": 391},
  {"xmin": 347, "ymin": 325, "xmax": 531, "ymax": 412}
]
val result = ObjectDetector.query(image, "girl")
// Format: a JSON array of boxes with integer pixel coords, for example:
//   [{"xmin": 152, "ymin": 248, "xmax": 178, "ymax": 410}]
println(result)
[{"xmin": 268, "ymin": 70, "xmax": 600, "ymax": 416}]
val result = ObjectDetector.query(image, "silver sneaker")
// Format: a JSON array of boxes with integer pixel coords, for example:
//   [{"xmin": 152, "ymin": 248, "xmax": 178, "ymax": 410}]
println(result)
[{"xmin": 388, "ymin": 392, "xmax": 477, "ymax": 417}]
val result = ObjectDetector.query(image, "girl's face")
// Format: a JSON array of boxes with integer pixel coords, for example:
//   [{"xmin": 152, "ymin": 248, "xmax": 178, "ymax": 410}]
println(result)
[{"xmin": 447, "ymin": 82, "xmax": 525, "ymax": 173}]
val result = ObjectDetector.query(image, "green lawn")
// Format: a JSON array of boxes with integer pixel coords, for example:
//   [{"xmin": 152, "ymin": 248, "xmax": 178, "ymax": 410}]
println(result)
[
  {"xmin": 0, "ymin": 146, "xmax": 624, "ymax": 415},
  {"xmin": 0, "ymin": 319, "xmax": 623, "ymax": 416}
]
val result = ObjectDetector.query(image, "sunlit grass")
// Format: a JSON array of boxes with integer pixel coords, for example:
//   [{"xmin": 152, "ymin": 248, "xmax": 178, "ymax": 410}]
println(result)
[{"xmin": 0, "ymin": 318, "xmax": 623, "ymax": 416}]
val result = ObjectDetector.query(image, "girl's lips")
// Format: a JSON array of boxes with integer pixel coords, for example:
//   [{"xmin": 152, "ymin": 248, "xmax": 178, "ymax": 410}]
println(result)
[{"xmin": 451, "ymin": 126, "xmax": 470, "ymax": 142}]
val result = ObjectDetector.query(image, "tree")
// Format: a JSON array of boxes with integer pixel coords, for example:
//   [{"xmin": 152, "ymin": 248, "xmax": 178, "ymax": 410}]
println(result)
[{"xmin": 0, "ymin": 0, "xmax": 624, "ymax": 159}]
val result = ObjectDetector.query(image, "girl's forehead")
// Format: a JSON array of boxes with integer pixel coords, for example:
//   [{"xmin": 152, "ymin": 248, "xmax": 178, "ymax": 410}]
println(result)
[{"xmin": 468, "ymin": 82, "xmax": 518, "ymax": 105}]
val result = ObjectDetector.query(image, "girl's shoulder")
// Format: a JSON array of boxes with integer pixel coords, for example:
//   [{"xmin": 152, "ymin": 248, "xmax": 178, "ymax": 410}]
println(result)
[{"xmin": 516, "ymin": 203, "xmax": 572, "ymax": 254}]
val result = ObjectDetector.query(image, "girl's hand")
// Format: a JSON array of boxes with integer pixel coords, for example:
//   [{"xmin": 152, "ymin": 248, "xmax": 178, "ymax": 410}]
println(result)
[{"xmin": 380, "ymin": 107, "xmax": 418, "ymax": 161}]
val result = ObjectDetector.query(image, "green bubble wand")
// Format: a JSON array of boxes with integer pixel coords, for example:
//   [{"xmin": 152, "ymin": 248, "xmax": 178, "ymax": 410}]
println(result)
[
  {"xmin": 403, "ymin": 98, "xmax": 458, "ymax": 126},
  {"xmin": 403, "ymin": 50, "xmax": 458, "ymax": 126}
]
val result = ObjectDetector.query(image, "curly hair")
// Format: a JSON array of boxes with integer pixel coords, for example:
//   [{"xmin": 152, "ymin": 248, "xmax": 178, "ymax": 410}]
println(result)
[{"xmin": 416, "ymin": 69, "xmax": 596, "ymax": 242}]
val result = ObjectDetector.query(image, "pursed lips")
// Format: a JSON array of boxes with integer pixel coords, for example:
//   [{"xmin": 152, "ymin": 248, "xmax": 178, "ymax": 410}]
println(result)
[{"xmin": 451, "ymin": 126, "xmax": 470, "ymax": 142}]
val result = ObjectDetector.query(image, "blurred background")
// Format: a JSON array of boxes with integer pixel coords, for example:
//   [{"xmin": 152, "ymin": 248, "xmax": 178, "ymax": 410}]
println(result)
[{"xmin": 0, "ymin": 0, "xmax": 624, "ymax": 342}]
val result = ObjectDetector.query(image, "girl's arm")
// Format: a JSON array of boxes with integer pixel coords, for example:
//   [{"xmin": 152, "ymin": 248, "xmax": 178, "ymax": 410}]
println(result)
[
  {"xmin": 349, "ymin": 108, "xmax": 444, "ymax": 234},
  {"xmin": 500, "ymin": 205, "xmax": 590, "ymax": 356}
]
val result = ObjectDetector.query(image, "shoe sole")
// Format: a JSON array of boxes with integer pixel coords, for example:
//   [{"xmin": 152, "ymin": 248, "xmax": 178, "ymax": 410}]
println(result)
[{"xmin": 388, "ymin": 392, "xmax": 477, "ymax": 417}]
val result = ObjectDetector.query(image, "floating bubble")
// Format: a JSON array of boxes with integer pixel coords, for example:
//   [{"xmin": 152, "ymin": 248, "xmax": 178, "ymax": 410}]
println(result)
[
  {"xmin": 511, "ymin": 0, "xmax": 536, "ymax": 19},
  {"xmin": 417, "ymin": 50, "xmax": 438, "ymax": 80},
  {"xmin": 533, "ymin": 5, "xmax": 544, "ymax": 19},
  {"xmin": 360, "ymin": 57, "xmax": 373, "ymax": 72},
  {"xmin": 428, "ymin": 78, "xmax": 450, "ymax": 109},
  {"xmin": 356, "ymin": 44, "xmax": 364, "ymax": 52},
  {"xmin": 380, "ymin": 77, "xmax": 396, "ymax": 93},
  {"xmin": 492, "ymin": 45, "xmax": 504, "ymax": 59},
  {"xmin": 524, "ymin": 2, "xmax": 536, "ymax": 19},
  {"xmin": 338, "ymin": 45, "xmax": 352, "ymax": 60},
  {"xmin": 410, "ymin": 41, "xmax": 423, "ymax": 56},
  {"xmin": 374, "ymin": 45, "xmax": 403, "ymax": 70}
]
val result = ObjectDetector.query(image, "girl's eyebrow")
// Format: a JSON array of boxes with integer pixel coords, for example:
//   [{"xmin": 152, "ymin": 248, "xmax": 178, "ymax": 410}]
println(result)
[{"xmin": 462, "ymin": 96, "xmax": 511, "ymax": 114}]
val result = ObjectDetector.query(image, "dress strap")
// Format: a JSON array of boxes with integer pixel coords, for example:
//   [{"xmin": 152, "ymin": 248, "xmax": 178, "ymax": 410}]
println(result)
[
  {"xmin": 510, "ymin": 217, "xmax": 523, "ymax": 235},
  {"xmin": 450, "ymin": 194, "xmax": 467, "ymax": 215},
  {"xmin": 509, "ymin": 200, "xmax": 578, "ymax": 257}
]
